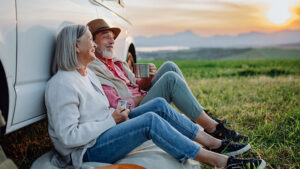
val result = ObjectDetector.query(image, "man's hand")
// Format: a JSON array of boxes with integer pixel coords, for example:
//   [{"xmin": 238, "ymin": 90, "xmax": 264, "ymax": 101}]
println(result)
[
  {"xmin": 137, "ymin": 63, "xmax": 156, "ymax": 90},
  {"xmin": 132, "ymin": 95, "xmax": 145, "ymax": 106},
  {"xmin": 149, "ymin": 63, "xmax": 157, "ymax": 76},
  {"xmin": 112, "ymin": 106, "xmax": 130, "ymax": 124}
]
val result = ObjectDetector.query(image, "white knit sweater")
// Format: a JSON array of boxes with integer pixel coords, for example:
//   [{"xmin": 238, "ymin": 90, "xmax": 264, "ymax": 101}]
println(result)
[{"xmin": 45, "ymin": 69, "xmax": 116, "ymax": 169}]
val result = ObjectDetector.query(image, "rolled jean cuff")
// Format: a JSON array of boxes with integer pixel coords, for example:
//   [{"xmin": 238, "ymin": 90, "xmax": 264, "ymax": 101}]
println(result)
[
  {"xmin": 191, "ymin": 123, "xmax": 201, "ymax": 141},
  {"xmin": 190, "ymin": 106, "xmax": 204, "ymax": 121},
  {"xmin": 178, "ymin": 144, "xmax": 201, "ymax": 163}
]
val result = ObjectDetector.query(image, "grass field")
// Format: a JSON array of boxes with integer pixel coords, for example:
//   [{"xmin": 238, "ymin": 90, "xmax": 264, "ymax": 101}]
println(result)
[{"xmin": 1, "ymin": 60, "xmax": 299, "ymax": 169}]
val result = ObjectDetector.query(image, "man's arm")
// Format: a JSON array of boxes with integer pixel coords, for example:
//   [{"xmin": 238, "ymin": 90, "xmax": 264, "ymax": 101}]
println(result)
[{"xmin": 102, "ymin": 85, "xmax": 136, "ymax": 109}]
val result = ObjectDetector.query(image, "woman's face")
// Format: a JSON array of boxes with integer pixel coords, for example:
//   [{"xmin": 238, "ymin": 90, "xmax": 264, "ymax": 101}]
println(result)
[{"xmin": 76, "ymin": 29, "xmax": 97, "ymax": 67}]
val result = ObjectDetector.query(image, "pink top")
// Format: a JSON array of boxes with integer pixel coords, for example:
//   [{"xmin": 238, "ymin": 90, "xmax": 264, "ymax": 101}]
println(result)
[{"xmin": 99, "ymin": 58, "xmax": 146, "ymax": 109}]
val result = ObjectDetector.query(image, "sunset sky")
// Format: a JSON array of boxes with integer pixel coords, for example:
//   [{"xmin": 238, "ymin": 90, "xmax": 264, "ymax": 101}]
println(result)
[{"xmin": 125, "ymin": 0, "xmax": 300, "ymax": 37}]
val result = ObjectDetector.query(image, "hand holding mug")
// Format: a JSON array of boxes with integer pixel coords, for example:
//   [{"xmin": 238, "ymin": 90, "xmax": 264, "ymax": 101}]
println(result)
[
  {"xmin": 112, "ymin": 106, "xmax": 130, "ymax": 124},
  {"xmin": 149, "ymin": 63, "xmax": 157, "ymax": 76},
  {"xmin": 134, "ymin": 63, "xmax": 149, "ymax": 78}
]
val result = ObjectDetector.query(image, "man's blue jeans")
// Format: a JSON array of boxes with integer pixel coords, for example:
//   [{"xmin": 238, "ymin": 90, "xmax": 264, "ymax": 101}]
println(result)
[
  {"xmin": 83, "ymin": 98, "xmax": 201, "ymax": 163},
  {"xmin": 140, "ymin": 61, "xmax": 204, "ymax": 120}
]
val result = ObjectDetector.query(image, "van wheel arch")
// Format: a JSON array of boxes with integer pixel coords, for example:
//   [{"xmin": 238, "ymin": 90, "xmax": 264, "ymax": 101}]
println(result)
[
  {"xmin": 0, "ymin": 60, "xmax": 9, "ymax": 132},
  {"xmin": 127, "ymin": 44, "xmax": 136, "ymax": 73}
]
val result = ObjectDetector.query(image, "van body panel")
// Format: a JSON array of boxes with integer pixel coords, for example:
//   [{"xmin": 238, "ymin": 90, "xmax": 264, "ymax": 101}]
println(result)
[
  {"xmin": 1, "ymin": 0, "xmax": 135, "ymax": 134},
  {"xmin": 0, "ymin": 1, "xmax": 17, "ymax": 134}
]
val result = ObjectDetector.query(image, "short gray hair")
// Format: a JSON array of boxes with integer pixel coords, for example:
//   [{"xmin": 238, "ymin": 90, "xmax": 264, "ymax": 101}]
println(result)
[{"xmin": 52, "ymin": 24, "xmax": 87, "ymax": 74}]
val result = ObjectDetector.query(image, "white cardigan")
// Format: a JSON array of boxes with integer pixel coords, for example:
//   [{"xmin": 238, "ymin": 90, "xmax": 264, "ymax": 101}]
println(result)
[{"xmin": 45, "ymin": 69, "xmax": 116, "ymax": 169}]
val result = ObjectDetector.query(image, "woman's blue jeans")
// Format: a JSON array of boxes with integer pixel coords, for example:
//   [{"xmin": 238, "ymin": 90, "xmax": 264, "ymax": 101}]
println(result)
[
  {"xmin": 140, "ymin": 61, "xmax": 204, "ymax": 120},
  {"xmin": 83, "ymin": 98, "xmax": 201, "ymax": 164}
]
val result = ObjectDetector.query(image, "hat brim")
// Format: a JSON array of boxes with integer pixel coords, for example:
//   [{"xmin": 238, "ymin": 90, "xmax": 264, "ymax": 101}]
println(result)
[{"xmin": 93, "ymin": 27, "xmax": 121, "ymax": 40}]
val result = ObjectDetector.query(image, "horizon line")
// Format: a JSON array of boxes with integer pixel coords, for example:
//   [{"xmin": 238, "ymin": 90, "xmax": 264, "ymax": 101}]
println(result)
[{"xmin": 133, "ymin": 27, "xmax": 300, "ymax": 38}]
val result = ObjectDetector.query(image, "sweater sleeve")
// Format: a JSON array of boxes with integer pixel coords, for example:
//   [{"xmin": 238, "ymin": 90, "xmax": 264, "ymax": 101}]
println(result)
[
  {"xmin": 102, "ymin": 85, "xmax": 135, "ymax": 109},
  {"xmin": 46, "ymin": 82, "xmax": 116, "ymax": 148}
]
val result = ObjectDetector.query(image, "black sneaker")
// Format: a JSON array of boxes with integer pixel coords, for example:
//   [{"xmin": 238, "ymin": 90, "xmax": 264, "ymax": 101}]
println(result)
[
  {"xmin": 211, "ymin": 140, "xmax": 251, "ymax": 156},
  {"xmin": 207, "ymin": 123, "xmax": 249, "ymax": 142},
  {"xmin": 226, "ymin": 156, "xmax": 266, "ymax": 169},
  {"xmin": 205, "ymin": 109, "xmax": 227, "ymax": 125}
]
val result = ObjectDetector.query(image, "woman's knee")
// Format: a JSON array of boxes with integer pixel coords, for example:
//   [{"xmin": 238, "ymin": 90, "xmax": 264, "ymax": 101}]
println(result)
[
  {"xmin": 143, "ymin": 112, "xmax": 164, "ymax": 130},
  {"xmin": 143, "ymin": 112, "xmax": 160, "ymax": 122},
  {"xmin": 152, "ymin": 97, "xmax": 168, "ymax": 107}
]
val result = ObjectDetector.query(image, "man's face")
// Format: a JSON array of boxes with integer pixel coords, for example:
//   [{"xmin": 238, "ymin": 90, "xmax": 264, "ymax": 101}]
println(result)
[{"xmin": 94, "ymin": 30, "xmax": 115, "ymax": 59}]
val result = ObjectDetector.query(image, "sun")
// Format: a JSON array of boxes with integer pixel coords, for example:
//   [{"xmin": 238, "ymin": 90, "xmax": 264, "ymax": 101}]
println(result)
[{"xmin": 267, "ymin": 3, "xmax": 292, "ymax": 25}]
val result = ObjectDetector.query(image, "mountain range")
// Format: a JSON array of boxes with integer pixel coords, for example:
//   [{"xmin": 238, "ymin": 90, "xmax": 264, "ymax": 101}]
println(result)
[{"xmin": 134, "ymin": 29, "xmax": 300, "ymax": 48}]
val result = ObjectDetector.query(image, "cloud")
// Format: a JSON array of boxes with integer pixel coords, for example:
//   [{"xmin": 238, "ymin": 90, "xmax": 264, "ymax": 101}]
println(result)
[
  {"xmin": 127, "ymin": 1, "xmax": 264, "ymax": 36},
  {"xmin": 289, "ymin": 3, "xmax": 300, "ymax": 27},
  {"xmin": 126, "ymin": 0, "xmax": 300, "ymax": 36}
]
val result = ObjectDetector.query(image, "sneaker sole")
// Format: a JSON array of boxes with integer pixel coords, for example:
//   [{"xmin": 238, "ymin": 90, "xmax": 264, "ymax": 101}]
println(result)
[
  {"xmin": 225, "ymin": 144, "xmax": 251, "ymax": 156},
  {"xmin": 257, "ymin": 159, "xmax": 266, "ymax": 169}
]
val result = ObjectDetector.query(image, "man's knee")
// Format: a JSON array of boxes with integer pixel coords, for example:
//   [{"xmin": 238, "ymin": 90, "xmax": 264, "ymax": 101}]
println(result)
[
  {"xmin": 163, "ymin": 61, "xmax": 178, "ymax": 71},
  {"xmin": 163, "ymin": 71, "xmax": 180, "ymax": 81}
]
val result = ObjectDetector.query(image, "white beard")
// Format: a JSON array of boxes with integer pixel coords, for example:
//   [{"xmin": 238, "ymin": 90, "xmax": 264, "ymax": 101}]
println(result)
[{"xmin": 96, "ymin": 47, "xmax": 114, "ymax": 59}]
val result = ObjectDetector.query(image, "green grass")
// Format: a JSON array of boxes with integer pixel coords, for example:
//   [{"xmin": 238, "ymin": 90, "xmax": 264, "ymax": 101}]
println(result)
[
  {"xmin": 1, "ymin": 60, "xmax": 299, "ymax": 168},
  {"xmin": 189, "ymin": 76, "xmax": 300, "ymax": 168},
  {"xmin": 139, "ymin": 60, "xmax": 300, "ymax": 79},
  {"xmin": 140, "ymin": 60, "xmax": 300, "ymax": 168}
]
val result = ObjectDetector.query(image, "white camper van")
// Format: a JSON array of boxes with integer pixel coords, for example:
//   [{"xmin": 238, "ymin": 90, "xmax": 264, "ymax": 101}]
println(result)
[{"xmin": 0, "ymin": 0, "xmax": 136, "ymax": 135}]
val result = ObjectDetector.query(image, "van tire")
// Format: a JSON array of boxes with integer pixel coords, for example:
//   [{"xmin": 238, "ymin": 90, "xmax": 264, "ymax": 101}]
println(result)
[
  {"xmin": 0, "ymin": 62, "xmax": 8, "ymax": 132},
  {"xmin": 127, "ymin": 51, "xmax": 135, "ymax": 73}
]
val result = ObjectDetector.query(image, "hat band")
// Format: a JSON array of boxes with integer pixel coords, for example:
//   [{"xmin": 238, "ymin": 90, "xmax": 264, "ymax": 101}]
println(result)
[{"xmin": 93, "ymin": 26, "xmax": 110, "ymax": 36}]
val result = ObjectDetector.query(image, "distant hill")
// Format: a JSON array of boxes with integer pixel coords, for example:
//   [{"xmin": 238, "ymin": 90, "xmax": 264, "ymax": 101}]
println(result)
[
  {"xmin": 135, "ymin": 29, "xmax": 300, "ymax": 48},
  {"xmin": 137, "ymin": 47, "xmax": 300, "ymax": 60},
  {"xmin": 275, "ymin": 42, "xmax": 300, "ymax": 49}
]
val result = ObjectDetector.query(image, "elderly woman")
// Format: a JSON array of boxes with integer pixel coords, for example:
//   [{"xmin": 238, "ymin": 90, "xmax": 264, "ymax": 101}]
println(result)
[{"xmin": 45, "ymin": 24, "xmax": 266, "ymax": 169}]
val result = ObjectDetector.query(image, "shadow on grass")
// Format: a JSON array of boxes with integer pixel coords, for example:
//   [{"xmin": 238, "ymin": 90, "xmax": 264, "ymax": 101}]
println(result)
[
  {"xmin": 0, "ymin": 119, "xmax": 52, "ymax": 169},
  {"xmin": 236, "ymin": 68, "xmax": 291, "ymax": 77}
]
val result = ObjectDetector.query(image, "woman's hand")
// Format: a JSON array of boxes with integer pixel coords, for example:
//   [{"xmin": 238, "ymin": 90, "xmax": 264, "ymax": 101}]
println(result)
[{"xmin": 112, "ymin": 106, "xmax": 130, "ymax": 124}]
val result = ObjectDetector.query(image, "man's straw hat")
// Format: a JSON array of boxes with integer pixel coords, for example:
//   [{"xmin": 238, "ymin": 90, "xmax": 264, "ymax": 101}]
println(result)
[{"xmin": 87, "ymin": 19, "xmax": 121, "ymax": 39}]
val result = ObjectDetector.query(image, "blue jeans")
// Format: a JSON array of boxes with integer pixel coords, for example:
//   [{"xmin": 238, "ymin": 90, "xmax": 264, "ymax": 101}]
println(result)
[
  {"xmin": 140, "ymin": 61, "xmax": 204, "ymax": 120},
  {"xmin": 83, "ymin": 98, "xmax": 201, "ymax": 163}
]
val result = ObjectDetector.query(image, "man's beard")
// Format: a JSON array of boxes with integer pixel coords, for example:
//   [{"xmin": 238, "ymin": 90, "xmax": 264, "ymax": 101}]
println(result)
[{"xmin": 96, "ymin": 47, "xmax": 114, "ymax": 59}]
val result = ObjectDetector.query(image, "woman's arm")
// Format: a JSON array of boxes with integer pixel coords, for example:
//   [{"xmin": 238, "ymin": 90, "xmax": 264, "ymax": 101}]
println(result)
[{"xmin": 46, "ymin": 82, "xmax": 116, "ymax": 148}]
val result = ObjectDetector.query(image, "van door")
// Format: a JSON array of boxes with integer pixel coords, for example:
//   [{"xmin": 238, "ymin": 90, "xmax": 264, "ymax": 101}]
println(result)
[
  {"xmin": 0, "ymin": 1, "xmax": 17, "ymax": 133},
  {"xmin": 5, "ymin": 0, "xmax": 98, "ymax": 134}
]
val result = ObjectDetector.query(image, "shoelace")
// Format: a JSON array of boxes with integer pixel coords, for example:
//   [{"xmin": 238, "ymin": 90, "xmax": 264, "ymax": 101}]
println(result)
[
  {"xmin": 222, "ymin": 126, "xmax": 238, "ymax": 138},
  {"xmin": 227, "ymin": 158, "xmax": 256, "ymax": 169},
  {"xmin": 229, "ymin": 142, "xmax": 244, "ymax": 149}
]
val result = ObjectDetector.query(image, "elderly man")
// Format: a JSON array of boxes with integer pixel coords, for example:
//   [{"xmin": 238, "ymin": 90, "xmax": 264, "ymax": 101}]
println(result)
[{"xmin": 87, "ymin": 19, "xmax": 248, "ymax": 142}]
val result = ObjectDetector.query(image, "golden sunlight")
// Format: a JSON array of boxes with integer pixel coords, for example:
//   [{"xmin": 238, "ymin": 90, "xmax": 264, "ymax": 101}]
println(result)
[{"xmin": 267, "ymin": 3, "xmax": 292, "ymax": 24}]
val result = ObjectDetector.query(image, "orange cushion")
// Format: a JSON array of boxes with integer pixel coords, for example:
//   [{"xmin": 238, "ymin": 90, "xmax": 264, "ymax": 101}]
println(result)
[{"xmin": 95, "ymin": 164, "xmax": 146, "ymax": 169}]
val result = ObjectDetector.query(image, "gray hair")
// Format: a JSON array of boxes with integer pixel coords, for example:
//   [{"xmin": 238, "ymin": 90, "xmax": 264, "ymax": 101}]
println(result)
[{"xmin": 52, "ymin": 24, "xmax": 87, "ymax": 74}]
